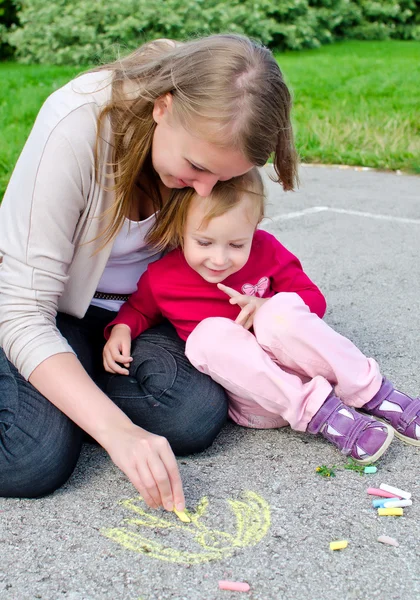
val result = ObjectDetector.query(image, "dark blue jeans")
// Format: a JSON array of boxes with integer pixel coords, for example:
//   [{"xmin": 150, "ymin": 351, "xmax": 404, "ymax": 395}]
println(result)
[{"xmin": 0, "ymin": 306, "xmax": 228, "ymax": 498}]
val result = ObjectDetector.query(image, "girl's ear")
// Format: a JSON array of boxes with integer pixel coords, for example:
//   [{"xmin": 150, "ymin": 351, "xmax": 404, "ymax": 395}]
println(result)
[{"xmin": 152, "ymin": 93, "xmax": 173, "ymax": 124}]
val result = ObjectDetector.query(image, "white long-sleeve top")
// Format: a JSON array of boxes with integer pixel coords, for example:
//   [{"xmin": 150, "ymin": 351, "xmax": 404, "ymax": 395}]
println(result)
[{"xmin": 0, "ymin": 71, "xmax": 134, "ymax": 379}]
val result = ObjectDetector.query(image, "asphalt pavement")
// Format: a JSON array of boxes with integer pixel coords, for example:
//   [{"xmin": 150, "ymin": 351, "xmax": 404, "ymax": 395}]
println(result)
[{"xmin": 1, "ymin": 164, "xmax": 420, "ymax": 600}]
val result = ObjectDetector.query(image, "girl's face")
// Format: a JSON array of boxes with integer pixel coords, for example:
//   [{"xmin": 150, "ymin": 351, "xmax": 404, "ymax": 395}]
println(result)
[
  {"xmin": 152, "ymin": 95, "xmax": 254, "ymax": 197},
  {"xmin": 183, "ymin": 194, "xmax": 258, "ymax": 283}
]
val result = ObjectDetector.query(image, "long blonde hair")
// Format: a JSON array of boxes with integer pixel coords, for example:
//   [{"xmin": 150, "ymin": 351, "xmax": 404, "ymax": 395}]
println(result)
[
  {"xmin": 93, "ymin": 35, "xmax": 297, "ymax": 247},
  {"xmin": 147, "ymin": 168, "xmax": 265, "ymax": 251}
]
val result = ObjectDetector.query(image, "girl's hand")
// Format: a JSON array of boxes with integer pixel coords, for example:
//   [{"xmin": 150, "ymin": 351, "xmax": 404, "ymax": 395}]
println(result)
[
  {"xmin": 217, "ymin": 283, "xmax": 268, "ymax": 330},
  {"xmin": 105, "ymin": 422, "xmax": 185, "ymax": 512},
  {"xmin": 103, "ymin": 324, "xmax": 133, "ymax": 375}
]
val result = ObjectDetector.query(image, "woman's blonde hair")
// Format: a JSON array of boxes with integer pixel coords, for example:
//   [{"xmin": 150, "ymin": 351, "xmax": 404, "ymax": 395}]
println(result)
[
  {"xmin": 147, "ymin": 167, "xmax": 265, "ymax": 251},
  {"xmin": 93, "ymin": 34, "xmax": 297, "ymax": 247}
]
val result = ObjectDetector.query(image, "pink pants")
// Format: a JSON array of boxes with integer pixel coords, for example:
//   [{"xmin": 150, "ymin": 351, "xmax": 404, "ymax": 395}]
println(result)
[{"xmin": 185, "ymin": 292, "xmax": 383, "ymax": 431}]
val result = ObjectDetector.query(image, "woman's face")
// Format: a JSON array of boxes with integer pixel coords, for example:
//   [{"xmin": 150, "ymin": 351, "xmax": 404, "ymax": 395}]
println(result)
[{"xmin": 152, "ymin": 94, "xmax": 254, "ymax": 197}]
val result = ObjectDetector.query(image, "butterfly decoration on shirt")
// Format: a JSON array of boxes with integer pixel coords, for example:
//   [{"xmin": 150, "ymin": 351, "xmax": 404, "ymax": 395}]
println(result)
[{"xmin": 241, "ymin": 276, "xmax": 269, "ymax": 298}]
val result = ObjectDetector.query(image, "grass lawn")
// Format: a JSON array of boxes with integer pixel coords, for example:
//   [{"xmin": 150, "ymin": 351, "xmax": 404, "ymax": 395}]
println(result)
[
  {"xmin": 1, "ymin": 40, "xmax": 419, "ymax": 198},
  {"xmin": 276, "ymin": 40, "xmax": 420, "ymax": 174}
]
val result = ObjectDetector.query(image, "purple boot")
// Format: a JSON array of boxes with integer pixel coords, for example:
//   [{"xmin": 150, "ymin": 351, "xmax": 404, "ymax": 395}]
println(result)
[
  {"xmin": 362, "ymin": 378, "xmax": 420, "ymax": 446},
  {"xmin": 307, "ymin": 394, "xmax": 394, "ymax": 463}
]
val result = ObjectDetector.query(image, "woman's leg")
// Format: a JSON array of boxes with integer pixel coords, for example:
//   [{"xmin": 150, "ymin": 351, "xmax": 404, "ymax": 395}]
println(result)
[
  {"xmin": 0, "ymin": 308, "xmax": 105, "ymax": 498},
  {"xmin": 99, "ymin": 321, "xmax": 228, "ymax": 456},
  {"xmin": 185, "ymin": 316, "xmax": 332, "ymax": 432}
]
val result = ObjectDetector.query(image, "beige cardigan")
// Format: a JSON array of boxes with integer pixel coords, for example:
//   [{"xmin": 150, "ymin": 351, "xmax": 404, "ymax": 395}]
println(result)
[{"xmin": 0, "ymin": 72, "xmax": 120, "ymax": 379}]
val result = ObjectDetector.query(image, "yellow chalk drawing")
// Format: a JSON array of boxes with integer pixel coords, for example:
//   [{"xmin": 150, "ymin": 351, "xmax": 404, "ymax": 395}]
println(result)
[{"xmin": 101, "ymin": 490, "xmax": 270, "ymax": 565}]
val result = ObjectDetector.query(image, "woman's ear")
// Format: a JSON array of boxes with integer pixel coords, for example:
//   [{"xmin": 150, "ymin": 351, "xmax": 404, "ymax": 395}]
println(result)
[{"xmin": 152, "ymin": 93, "xmax": 173, "ymax": 124}]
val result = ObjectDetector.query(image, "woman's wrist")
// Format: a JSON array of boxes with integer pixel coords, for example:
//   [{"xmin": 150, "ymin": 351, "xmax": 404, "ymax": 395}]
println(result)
[{"xmin": 29, "ymin": 352, "xmax": 139, "ymax": 447}]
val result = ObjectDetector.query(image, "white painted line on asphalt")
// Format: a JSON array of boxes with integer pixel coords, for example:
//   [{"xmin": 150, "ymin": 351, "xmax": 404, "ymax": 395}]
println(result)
[
  {"xmin": 264, "ymin": 206, "xmax": 420, "ymax": 225},
  {"xmin": 263, "ymin": 206, "xmax": 329, "ymax": 224},
  {"xmin": 326, "ymin": 207, "xmax": 420, "ymax": 225}
]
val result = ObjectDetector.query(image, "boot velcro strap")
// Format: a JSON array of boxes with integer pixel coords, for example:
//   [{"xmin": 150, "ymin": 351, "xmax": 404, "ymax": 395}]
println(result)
[
  {"xmin": 396, "ymin": 398, "xmax": 420, "ymax": 432},
  {"xmin": 338, "ymin": 418, "xmax": 375, "ymax": 455}
]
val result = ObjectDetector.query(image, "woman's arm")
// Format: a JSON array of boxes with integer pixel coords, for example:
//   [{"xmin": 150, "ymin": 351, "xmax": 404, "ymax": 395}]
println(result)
[
  {"xmin": 30, "ymin": 352, "xmax": 185, "ymax": 511},
  {"xmin": 0, "ymin": 82, "xmax": 184, "ymax": 510}
]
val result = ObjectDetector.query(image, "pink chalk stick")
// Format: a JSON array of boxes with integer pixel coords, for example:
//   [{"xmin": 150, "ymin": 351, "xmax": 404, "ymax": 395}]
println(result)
[
  {"xmin": 367, "ymin": 487, "xmax": 402, "ymax": 499},
  {"xmin": 218, "ymin": 581, "xmax": 251, "ymax": 592}
]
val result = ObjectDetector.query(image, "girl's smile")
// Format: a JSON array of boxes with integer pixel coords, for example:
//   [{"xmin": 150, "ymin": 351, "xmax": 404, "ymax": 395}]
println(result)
[{"xmin": 183, "ymin": 193, "xmax": 258, "ymax": 284}]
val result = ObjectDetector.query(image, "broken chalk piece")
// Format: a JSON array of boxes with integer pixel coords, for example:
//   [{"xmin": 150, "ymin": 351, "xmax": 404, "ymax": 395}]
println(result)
[
  {"xmin": 367, "ymin": 487, "xmax": 401, "ymax": 499},
  {"xmin": 173, "ymin": 508, "xmax": 191, "ymax": 523},
  {"xmin": 379, "ymin": 483, "xmax": 411, "ymax": 500},
  {"xmin": 329, "ymin": 540, "xmax": 348, "ymax": 551},
  {"xmin": 364, "ymin": 466, "xmax": 377, "ymax": 474},
  {"xmin": 218, "ymin": 581, "xmax": 251, "ymax": 592},
  {"xmin": 377, "ymin": 535, "xmax": 399, "ymax": 547},
  {"xmin": 378, "ymin": 507, "xmax": 404, "ymax": 516},
  {"xmin": 383, "ymin": 499, "xmax": 412, "ymax": 508}
]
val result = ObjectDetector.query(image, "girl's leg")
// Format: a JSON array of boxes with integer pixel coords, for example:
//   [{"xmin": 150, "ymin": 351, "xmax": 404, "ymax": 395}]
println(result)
[
  {"xmin": 186, "ymin": 316, "xmax": 333, "ymax": 432},
  {"xmin": 99, "ymin": 320, "xmax": 228, "ymax": 456},
  {"xmin": 253, "ymin": 292, "xmax": 382, "ymax": 408},
  {"xmin": 186, "ymin": 316, "xmax": 393, "ymax": 463},
  {"xmin": 254, "ymin": 292, "xmax": 420, "ymax": 446}
]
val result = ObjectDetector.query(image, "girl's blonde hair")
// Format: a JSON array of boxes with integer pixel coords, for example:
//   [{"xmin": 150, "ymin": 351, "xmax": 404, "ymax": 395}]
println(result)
[
  {"xmin": 93, "ymin": 34, "xmax": 297, "ymax": 247},
  {"xmin": 147, "ymin": 167, "xmax": 265, "ymax": 251}
]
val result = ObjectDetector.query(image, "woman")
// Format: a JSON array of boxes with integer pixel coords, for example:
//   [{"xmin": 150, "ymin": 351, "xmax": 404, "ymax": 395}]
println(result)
[{"xmin": 0, "ymin": 35, "xmax": 298, "ymax": 510}]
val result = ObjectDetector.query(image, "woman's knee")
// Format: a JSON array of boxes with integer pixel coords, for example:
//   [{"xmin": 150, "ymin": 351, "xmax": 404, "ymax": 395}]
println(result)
[
  {"xmin": 0, "ymin": 420, "xmax": 83, "ymax": 498},
  {"xmin": 166, "ymin": 379, "xmax": 228, "ymax": 456}
]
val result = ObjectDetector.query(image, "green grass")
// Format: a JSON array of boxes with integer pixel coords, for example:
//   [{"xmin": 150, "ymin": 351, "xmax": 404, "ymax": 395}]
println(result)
[
  {"xmin": 1, "ymin": 40, "xmax": 419, "ymax": 198},
  {"xmin": 276, "ymin": 40, "xmax": 420, "ymax": 173},
  {"xmin": 0, "ymin": 63, "xmax": 82, "ymax": 198}
]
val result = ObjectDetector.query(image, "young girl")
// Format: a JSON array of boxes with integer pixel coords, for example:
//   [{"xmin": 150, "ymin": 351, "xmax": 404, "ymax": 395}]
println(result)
[
  {"xmin": 0, "ymin": 34, "xmax": 297, "ymax": 510},
  {"xmin": 104, "ymin": 168, "xmax": 420, "ymax": 464}
]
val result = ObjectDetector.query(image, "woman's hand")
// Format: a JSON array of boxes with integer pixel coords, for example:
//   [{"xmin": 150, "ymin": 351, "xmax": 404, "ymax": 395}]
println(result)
[
  {"xmin": 218, "ymin": 283, "xmax": 268, "ymax": 330},
  {"xmin": 29, "ymin": 352, "xmax": 186, "ymax": 511},
  {"xmin": 104, "ymin": 422, "xmax": 185, "ymax": 512},
  {"xmin": 103, "ymin": 324, "xmax": 133, "ymax": 374}
]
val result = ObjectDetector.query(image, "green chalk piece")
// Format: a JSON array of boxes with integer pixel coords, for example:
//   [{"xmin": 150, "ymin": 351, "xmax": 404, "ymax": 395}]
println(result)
[{"xmin": 364, "ymin": 466, "xmax": 377, "ymax": 474}]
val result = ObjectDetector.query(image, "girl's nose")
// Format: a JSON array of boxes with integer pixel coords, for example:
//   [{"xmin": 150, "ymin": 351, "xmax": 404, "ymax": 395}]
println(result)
[{"xmin": 211, "ymin": 249, "xmax": 227, "ymax": 266}]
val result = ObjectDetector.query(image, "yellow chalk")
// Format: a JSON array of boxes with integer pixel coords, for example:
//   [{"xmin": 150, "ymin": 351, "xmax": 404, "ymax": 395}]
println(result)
[
  {"xmin": 173, "ymin": 508, "xmax": 191, "ymax": 523},
  {"xmin": 330, "ymin": 540, "xmax": 348, "ymax": 551},
  {"xmin": 378, "ymin": 508, "xmax": 404, "ymax": 516}
]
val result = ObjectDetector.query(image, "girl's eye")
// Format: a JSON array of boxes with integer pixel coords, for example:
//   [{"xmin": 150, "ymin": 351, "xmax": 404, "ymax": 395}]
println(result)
[
  {"xmin": 197, "ymin": 240, "xmax": 211, "ymax": 247},
  {"xmin": 230, "ymin": 244, "xmax": 245, "ymax": 249}
]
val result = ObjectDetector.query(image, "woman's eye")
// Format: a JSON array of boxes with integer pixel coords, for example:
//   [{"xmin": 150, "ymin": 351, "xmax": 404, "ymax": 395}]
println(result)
[{"xmin": 190, "ymin": 162, "xmax": 204, "ymax": 172}]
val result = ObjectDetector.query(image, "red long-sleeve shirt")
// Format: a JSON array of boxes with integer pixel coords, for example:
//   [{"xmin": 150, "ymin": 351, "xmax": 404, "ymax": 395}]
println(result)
[{"xmin": 104, "ymin": 230, "xmax": 326, "ymax": 341}]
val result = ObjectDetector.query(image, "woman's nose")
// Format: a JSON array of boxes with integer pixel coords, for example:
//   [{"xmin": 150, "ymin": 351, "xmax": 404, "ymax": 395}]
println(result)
[{"xmin": 192, "ymin": 174, "xmax": 219, "ymax": 197}]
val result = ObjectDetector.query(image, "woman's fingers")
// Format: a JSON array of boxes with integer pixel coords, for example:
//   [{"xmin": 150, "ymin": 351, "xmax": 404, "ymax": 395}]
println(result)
[
  {"xmin": 144, "ymin": 438, "xmax": 185, "ymax": 511},
  {"xmin": 159, "ymin": 442, "xmax": 185, "ymax": 511},
  {"xmin": 106, "ymin": 425, "xmax": 185, "ymax": 513}
]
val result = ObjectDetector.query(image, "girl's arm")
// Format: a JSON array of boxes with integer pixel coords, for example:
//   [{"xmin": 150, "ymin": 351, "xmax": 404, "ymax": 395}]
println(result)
[
  {"xmin": 268, "ymin": 234, "xmax": 327, "ymax": 318},
  {"xmin": 104, "ymin": 270, "xmax": 163, "ymax": 340}
]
